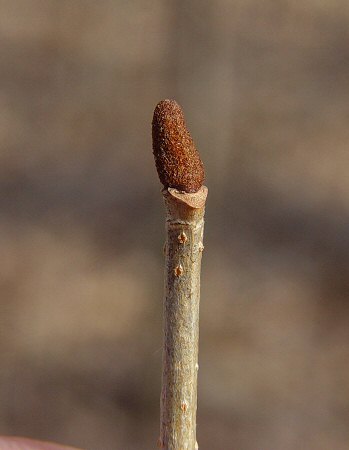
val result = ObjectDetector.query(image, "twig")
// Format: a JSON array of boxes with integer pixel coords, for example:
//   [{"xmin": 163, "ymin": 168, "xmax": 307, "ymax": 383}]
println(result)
[{"xmin": 152, "ymin": 100, "xmax": 208, "ymax": 450}]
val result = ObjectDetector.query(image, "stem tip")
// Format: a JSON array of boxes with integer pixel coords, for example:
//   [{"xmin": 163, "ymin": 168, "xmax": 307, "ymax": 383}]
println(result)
[{"xmin": 152, "ymin": 99, "xmax": 205, "ymax": 193}]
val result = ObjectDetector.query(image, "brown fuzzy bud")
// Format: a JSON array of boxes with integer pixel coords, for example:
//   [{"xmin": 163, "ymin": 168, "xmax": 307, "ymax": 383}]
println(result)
[{"xmin": 152, "ymin": 99, "xmax": 205, "ymax": 193}]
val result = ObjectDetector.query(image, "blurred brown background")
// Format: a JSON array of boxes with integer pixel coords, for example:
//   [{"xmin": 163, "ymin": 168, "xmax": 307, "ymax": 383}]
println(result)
[{"xmin": 1, "ymin": 1, "xmax": 349, "ymax": 449}]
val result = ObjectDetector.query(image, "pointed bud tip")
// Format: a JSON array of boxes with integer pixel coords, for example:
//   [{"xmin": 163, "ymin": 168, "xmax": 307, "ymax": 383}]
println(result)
[{"xmin": 152, "ymin": 99, "xmax": 205, "ymax": 193}]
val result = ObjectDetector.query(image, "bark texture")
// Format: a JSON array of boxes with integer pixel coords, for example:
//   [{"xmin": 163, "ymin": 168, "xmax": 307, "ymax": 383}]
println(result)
[{"xmin": 159, "ymin": 186, "xmax": 208, "ymax": 450}]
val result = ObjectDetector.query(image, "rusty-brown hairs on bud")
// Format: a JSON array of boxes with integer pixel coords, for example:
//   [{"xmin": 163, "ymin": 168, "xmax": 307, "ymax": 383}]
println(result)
[{"xmin": 152, "ymin": 99, "xmax": 205, "ymax": 193}]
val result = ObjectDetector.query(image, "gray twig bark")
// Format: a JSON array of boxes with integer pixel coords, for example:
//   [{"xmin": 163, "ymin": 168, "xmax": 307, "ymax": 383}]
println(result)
[{"xmin": 159, "ymin": 186, "xmax": 208, "ymax": 450}]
